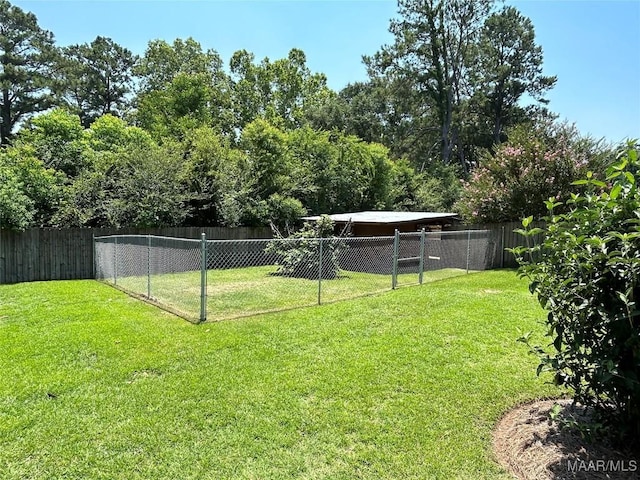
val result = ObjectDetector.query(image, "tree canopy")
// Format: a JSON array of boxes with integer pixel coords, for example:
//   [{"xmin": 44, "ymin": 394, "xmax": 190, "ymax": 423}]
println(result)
[
  {"xmin": 55, "ymin": 36, "xmax": 137, "ymax": 128},
  {"xmin": 0, "ymin": 0, "xmax": 57, "ymax": 145},
  {"xmin": 0, "ymin": 0, "xmax": 620, "ymax": 231},
  {"xmin": 363, "ymin": 0, "xmax": 557, "ymax": 175}
]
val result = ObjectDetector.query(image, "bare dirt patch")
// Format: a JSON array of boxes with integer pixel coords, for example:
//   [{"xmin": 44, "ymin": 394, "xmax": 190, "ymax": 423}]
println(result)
[
  {"xmin": 493, "ymin": 399, "xmax": 639, "ymax": 479},
  {"xmin": 482, "ymin": 289, "xmax": 502, "ymax": 294}
]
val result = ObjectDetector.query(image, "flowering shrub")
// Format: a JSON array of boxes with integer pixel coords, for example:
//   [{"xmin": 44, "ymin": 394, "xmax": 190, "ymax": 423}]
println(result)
[
  {"xmin": 513, "ymin": 142, "xmax": 640, "ymax": 444},
  {"xmin": 456, "ymin": 124, "xmax": 609, "ymax": 223}
]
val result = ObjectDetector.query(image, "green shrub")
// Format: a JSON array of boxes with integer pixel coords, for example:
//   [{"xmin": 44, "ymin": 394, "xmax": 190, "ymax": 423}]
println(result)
[
  {"xmin": 265, "ymin": 215, "xmax": 346, "ymax": 279},
  {"xmin": 0, "ymin": 163, "xmax": 34, "ymax": 230},
  {"xmin": 513, "ymin": 142, "xmax": 640, "ymax": 444},
  {"xmin": 266, "ymin": 193, "xmax": 307, "ymax": 232}
]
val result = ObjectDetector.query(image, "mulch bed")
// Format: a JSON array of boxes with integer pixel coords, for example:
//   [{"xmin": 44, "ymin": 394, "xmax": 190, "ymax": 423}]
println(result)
[{"xmin": 493, "ymin": 399, "xmax": 640, "ymax": 479}]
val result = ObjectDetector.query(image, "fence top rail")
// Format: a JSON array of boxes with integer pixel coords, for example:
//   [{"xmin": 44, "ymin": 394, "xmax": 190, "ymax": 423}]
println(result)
[
  {"xmin": 205, "ymin": 235, "xmax": 398, "ymax": 244},
  {"xmin": 95, "ymin": 230, "xmax": 491, "ymax": 243},
  {"xmin": 400, "ymin": 229, "xmax": 492, "ymax": 236},
  {"xmin": 95, "ymin": 234, "xmax": 395, "ymax": 243},
  {"xmin": 94, "ymin": 234, "xmax": 202, "ymax": 243}
]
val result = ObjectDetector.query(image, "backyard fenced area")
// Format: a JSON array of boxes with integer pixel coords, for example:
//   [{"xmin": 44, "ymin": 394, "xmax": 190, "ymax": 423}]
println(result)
[{"xmin": 94, "ymin": 230, "xmax": 494, "ymax": 322}]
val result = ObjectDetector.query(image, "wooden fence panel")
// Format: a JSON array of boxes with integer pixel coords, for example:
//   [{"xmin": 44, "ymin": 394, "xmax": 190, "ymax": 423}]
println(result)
[
  {"xmin": 0, "ymin": 226, "xmax": 272, "ymax": 284},
  {"xmin": 446, "ymin": 221, "xmax": 545, "ymax": 268}
]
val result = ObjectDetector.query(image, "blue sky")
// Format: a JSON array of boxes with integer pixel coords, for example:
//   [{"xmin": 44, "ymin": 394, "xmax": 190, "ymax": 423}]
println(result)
[{"xmin": 12, "ymin": 0, "xmax": 640, "ymax": 143}]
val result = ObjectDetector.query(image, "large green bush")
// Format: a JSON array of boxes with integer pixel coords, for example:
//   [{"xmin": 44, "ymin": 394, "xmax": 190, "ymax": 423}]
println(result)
[
  {"xmin": 0, "ymin": 149, "xmax": 63, "ymax": 229},
  {"xmin": 513, "ymin": 142, "xmax": 640, "ymax": 443},
  {"xmin": 0, "ymin": 163, "xmax": 34, "ymax": 230}
]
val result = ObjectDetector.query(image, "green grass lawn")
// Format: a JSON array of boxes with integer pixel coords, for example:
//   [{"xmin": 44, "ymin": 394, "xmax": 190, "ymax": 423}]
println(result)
[
  {"xmin": 0, "ymin": 270, "xmax": 558, "ymax": 479},
  {"xmin": 118, "ymin": 265, "xmax": 471, "ymax": 321}
]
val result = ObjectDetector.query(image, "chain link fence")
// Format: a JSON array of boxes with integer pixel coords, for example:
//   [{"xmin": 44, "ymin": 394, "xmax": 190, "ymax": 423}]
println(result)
[
  {"xmin": 95, "ymin": 229, "xmax": 495, "ymax": 322},
  {"xmin": 95, "ymin": 235, "xmax": 204, "ymax": 320},
  {"xmin": 394, "ymin": 230, "xmax": 493, "ymax": 287}
]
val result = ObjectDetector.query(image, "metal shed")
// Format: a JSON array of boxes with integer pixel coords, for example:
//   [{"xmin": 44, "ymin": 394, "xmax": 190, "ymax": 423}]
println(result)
[{"xmin": 301, "ymin": 211, "xmax": 459, "ymax": 237}]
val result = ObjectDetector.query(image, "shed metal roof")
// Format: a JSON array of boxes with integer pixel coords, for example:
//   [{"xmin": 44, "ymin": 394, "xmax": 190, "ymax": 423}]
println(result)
[{"xmin": 301, "ymin": 211, "xmax": 458, "ymax": 224}]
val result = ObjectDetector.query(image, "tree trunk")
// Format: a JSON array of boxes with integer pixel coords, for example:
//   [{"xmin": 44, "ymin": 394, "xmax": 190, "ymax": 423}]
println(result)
[
  {"xmin": 492, "ymin": 113, "xmax": 503, "ymax": 146},
  {"xmin": 492, "ymin": 81, "xmax": 505, "ymax": 146},
  {"xmin": 441, "ymin": 122, "xmax": 452, "ymax": 165},
  {"xmin": 440, "ymin": 89, "xmax": 455, "ymax": 165},
  {"xmin": 452, "ymin": 126, "xmax": 468, "ymax": 175},
  {"xmin": 1, "ymin": 89, "xmax": 13, "ymax": 145}
]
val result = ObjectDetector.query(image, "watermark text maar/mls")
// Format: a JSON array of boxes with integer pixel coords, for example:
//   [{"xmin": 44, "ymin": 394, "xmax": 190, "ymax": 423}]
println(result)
[{"xmin": 567, "ymin": 459, "xmax": 637, "ymax": 473}]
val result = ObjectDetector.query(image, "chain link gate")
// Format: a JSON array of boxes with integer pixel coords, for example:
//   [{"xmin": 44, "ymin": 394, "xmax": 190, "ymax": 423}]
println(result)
[
  {"xmin": 392, "ymin": 230, "xmax": 425, "ymax": 288},
  {"xmin": 391, "ymin": 229, "xmax": 494, "ymax": 289}
]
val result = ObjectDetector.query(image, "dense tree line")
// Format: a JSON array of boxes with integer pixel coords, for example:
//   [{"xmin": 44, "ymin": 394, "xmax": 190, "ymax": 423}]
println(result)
[
  {"xmin": 1, "ymin": 109, "xmax": 437, "ymax": 229},
  {"xmin": 0, "ymin": 0, "xmax": 615, "ymax": 230}
]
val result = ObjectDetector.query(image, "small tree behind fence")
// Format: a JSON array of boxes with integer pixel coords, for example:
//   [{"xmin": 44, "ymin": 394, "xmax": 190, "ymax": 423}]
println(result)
[
  {"xmin": 264, "ymin": 217, "xmax": 347, "ymax": 280},
  {"xmin": 95, "ymin": 229, "xmax": 495, "ymax": 322}
]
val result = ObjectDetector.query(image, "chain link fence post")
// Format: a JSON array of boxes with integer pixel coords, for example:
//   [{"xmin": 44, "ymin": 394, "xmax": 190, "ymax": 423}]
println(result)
[
  {"xmin": 317, "ymin": 237, "xmax": 323, "ymax": 305},
  {"xmin": 500, "ymin": 225, "xmax": 505, "ymax": 268},
  {"xmin": 418, "ymin": 228, "xmax": 425, "ymax": 285},
  {"xmin": 92, "ymin": 234, "xmax": 96, "ymax": 280},
  {"xmin": 392, "ymin": 229, "xmax": 399, "ymax": 289},
  {"xmin": 200, "ymin": 232, "xmax": 207, "ymax": 323},
  {"xmin": 466, "ymin": 230, "xmax": 471, "ymax": 274},
  {"xmin": 147, "ymin": 235, "xmax": 151, "ymax": 298},
  {"xmin": 114, "ymin": 236, "xmax": 118, "ymax": 286}
]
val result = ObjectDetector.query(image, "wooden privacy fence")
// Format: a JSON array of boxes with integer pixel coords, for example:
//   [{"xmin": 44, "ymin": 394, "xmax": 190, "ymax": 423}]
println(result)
[
  {"xmin": 0, "ymin": 226, "xmax": 272, "ymax": 284},
  {"xmin": 446, "ymin": 221, "xmax": 545, "ymax": 269}
]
